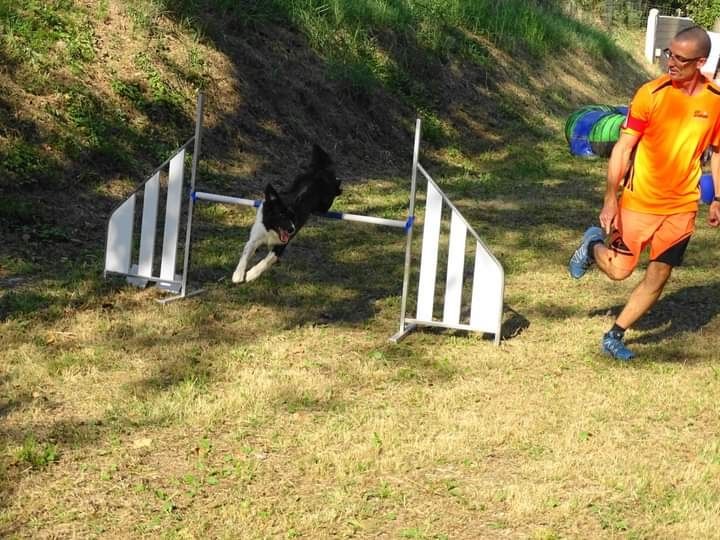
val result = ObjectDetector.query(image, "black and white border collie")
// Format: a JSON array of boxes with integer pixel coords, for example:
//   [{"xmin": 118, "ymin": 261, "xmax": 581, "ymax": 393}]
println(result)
[{"xmin": 231, "ymin": 145, "xmax": 341, "ymax": 283}]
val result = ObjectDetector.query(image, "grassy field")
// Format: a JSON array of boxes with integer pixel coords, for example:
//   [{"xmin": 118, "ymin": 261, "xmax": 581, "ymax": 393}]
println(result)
[
  {"xmin": 3, "ymin": 1, "xmax": 720, "ymax": 539},
  {"xmin": 4, "ymin": 142, "xmax": 720, "ymax": 538}
]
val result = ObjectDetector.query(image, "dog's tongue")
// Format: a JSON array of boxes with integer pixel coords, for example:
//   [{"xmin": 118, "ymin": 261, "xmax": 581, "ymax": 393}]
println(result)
[{"xmin": 279, "ymin": 229, "xmax": 290, "ymax": 243}]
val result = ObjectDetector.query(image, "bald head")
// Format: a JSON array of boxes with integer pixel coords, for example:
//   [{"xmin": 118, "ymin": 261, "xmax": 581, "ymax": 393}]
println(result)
[{"xmin": 674, "ymin": 26, "xmax": 711, "ymax": 58}]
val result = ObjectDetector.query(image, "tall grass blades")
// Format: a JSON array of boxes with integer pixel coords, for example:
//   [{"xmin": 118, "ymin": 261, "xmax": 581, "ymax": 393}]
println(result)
[
  {"xmin": 0, "ymin": 0, "xmax": 95, "ymax": 78},
  {"xmin": 155, "ymin": 0, "xmax": 624, "ymax": 90}
]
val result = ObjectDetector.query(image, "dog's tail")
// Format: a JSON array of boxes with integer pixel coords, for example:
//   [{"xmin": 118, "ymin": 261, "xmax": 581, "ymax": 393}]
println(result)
[{"xmin": 310, "ymin": 144, "xmax": 333, "ymax": 171}]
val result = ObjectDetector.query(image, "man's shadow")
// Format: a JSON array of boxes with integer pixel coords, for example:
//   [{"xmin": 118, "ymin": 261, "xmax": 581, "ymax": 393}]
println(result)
[{"xmin": 589, "ymin": 282, "xmax": 720, "ymax": 345}]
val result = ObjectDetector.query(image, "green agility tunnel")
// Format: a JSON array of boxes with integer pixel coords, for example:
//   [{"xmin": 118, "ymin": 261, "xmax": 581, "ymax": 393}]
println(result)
[
  {"xmin": 589, "ymin": 112, "xmax": 626, "ymax": 158},
  {"xmin": 566, "ymin": 105, "xmax": 628, "ymax": 157},
  {"xmin": 564, "ymin": 105, "xmax": 615, "ymax": 143}
]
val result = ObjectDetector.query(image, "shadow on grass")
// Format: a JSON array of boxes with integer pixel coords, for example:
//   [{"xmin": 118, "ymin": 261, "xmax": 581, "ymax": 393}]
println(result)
[
  {"xmin": 590, "ymin": 282, "xmax": 720, "ymax": 347},
  {"xmin": 502, "ymin": 307, "xmax": 530, "ymax": 339},
  {"xmin": 0, "ymin": 290, "xmax": 51, "ymax": 321},
  {"xmin": 189, "ymin": 216, "xmax": 533, "ymax": 342},
  {"xmin": 0, "ymin": 414, "xmax": 108, "ymax": 520},
  {"xmin": 0, "ymin": 378, "xmax": 33, "ymax": 420},
  {"xmin": 0, "ymin": 269, "xmax": 124, "ymax": 330}
]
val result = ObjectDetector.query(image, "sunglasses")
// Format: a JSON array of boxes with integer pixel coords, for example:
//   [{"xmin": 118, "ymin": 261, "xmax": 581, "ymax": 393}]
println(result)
[{"xmin": 661, "ymin": 48, "xmax": 702, "ymax": 66}]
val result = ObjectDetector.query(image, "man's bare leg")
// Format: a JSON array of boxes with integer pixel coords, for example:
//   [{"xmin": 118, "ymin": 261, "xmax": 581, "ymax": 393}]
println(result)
[
  {"xmin": 590, "ymin": 243, "xmax": 673, "ymax": 359},
  {"xmin": 592, "ymin": 243, "xmax": 633, "ymax": 281},
  {"xmin": 592, "ymin": 243, "xmax": 672, "ymax": 327},
  {"xmin": 614, "ymin": 261, "xmax": 672, "ymax": 329}
]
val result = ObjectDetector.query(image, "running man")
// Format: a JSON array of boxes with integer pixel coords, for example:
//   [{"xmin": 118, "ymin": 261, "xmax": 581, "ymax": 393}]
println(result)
[{"xmin": 569, "ymin": 26, "xmax": 720, "ymax": 360}]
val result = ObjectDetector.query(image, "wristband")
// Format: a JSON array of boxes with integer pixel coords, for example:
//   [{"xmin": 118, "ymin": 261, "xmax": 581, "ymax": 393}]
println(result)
[{"xmin": 714, "ymin": 197, "xmax": 720, "ymax": 203}]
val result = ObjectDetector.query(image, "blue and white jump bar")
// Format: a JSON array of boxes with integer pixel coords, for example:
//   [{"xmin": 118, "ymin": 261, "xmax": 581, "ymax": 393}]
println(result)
[{"xmin": 192, "ymin": 191, "xmax": 411, "ymax": 230}]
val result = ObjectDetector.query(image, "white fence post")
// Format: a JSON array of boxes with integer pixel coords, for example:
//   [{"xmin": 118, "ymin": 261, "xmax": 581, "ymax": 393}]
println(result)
[{"xmin": 645, "ymin": 8, "xmax": 659, "ymax": 63}]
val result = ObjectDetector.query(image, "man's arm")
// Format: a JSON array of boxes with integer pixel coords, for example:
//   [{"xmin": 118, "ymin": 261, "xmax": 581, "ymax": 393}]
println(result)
[
  {"xmin": 709, "ymin": 149, "xmax": 720, "ymax": 227},
  {"xmin": 600, "ymin": 132, "xmax": 641, "ymax": 234}
]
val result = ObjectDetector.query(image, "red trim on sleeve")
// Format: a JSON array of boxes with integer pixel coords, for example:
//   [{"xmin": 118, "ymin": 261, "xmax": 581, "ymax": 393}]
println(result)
[{"xmin": 623, "ymin": 115, "xmax": 648, "ymax": 133}]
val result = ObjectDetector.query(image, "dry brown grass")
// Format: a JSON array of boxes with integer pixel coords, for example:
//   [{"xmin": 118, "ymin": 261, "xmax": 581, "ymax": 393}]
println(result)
[
  {"xmin": 3, "ymin": 168, "xmax": 720, "ymax": 538},
  {"xmin": 3, "ymin": 2, "xmax": 720, "ymax": 539}
]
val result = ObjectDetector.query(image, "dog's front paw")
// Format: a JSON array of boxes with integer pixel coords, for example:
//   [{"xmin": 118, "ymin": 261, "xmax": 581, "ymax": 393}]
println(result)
[
  {"xmin": 231, "ymin": 269, "xmax": 245, "ymax": 284},
  {"xmin": 245, "ymin": 267, "xmax": 260, "ymax": 282}
]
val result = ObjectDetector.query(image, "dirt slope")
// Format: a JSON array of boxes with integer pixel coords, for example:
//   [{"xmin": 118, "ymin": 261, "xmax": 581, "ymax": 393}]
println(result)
[{"xmin": 0, "ymin": 2, "xmax": 653, "ymax": 273}]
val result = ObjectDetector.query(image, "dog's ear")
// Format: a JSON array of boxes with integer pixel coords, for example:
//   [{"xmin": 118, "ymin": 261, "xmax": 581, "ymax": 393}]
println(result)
[
  {"xmin": 264, "ymin": 183, "xmax": 280, "ymax": 201},
  {"xmin": 310, "ymin": 144, "xmax": 333, "ymax": 170}
]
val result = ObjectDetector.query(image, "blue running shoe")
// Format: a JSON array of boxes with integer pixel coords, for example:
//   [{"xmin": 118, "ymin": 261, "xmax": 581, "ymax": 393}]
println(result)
[
  {"xmin": 601, "ymin": 331, "xmax": 636, "ymax": 361},
  {"xmin": 568, "ymin": 226, "xmax": 604, "ymax": 279}
]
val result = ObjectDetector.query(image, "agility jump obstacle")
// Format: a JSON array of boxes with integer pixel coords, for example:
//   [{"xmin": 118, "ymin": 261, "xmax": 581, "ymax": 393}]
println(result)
[{"xmin": 104, "ymin": 94, "xmax": 505, "ymax": 344}]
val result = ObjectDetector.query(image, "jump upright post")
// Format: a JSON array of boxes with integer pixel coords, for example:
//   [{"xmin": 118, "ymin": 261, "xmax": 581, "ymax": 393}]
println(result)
[
  {"xmin": 104, "ymin": 93, "xmax": 504, "ymax": 343},
  {"xmin": 390, "ymin": 120, "xmax": 505, "ymax": 344}
]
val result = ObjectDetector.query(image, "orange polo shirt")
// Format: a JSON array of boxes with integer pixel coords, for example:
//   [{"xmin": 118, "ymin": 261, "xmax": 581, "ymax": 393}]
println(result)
[{"xmin": 621, "ymin": 74, "xmax": 720, "ymax": 214}]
